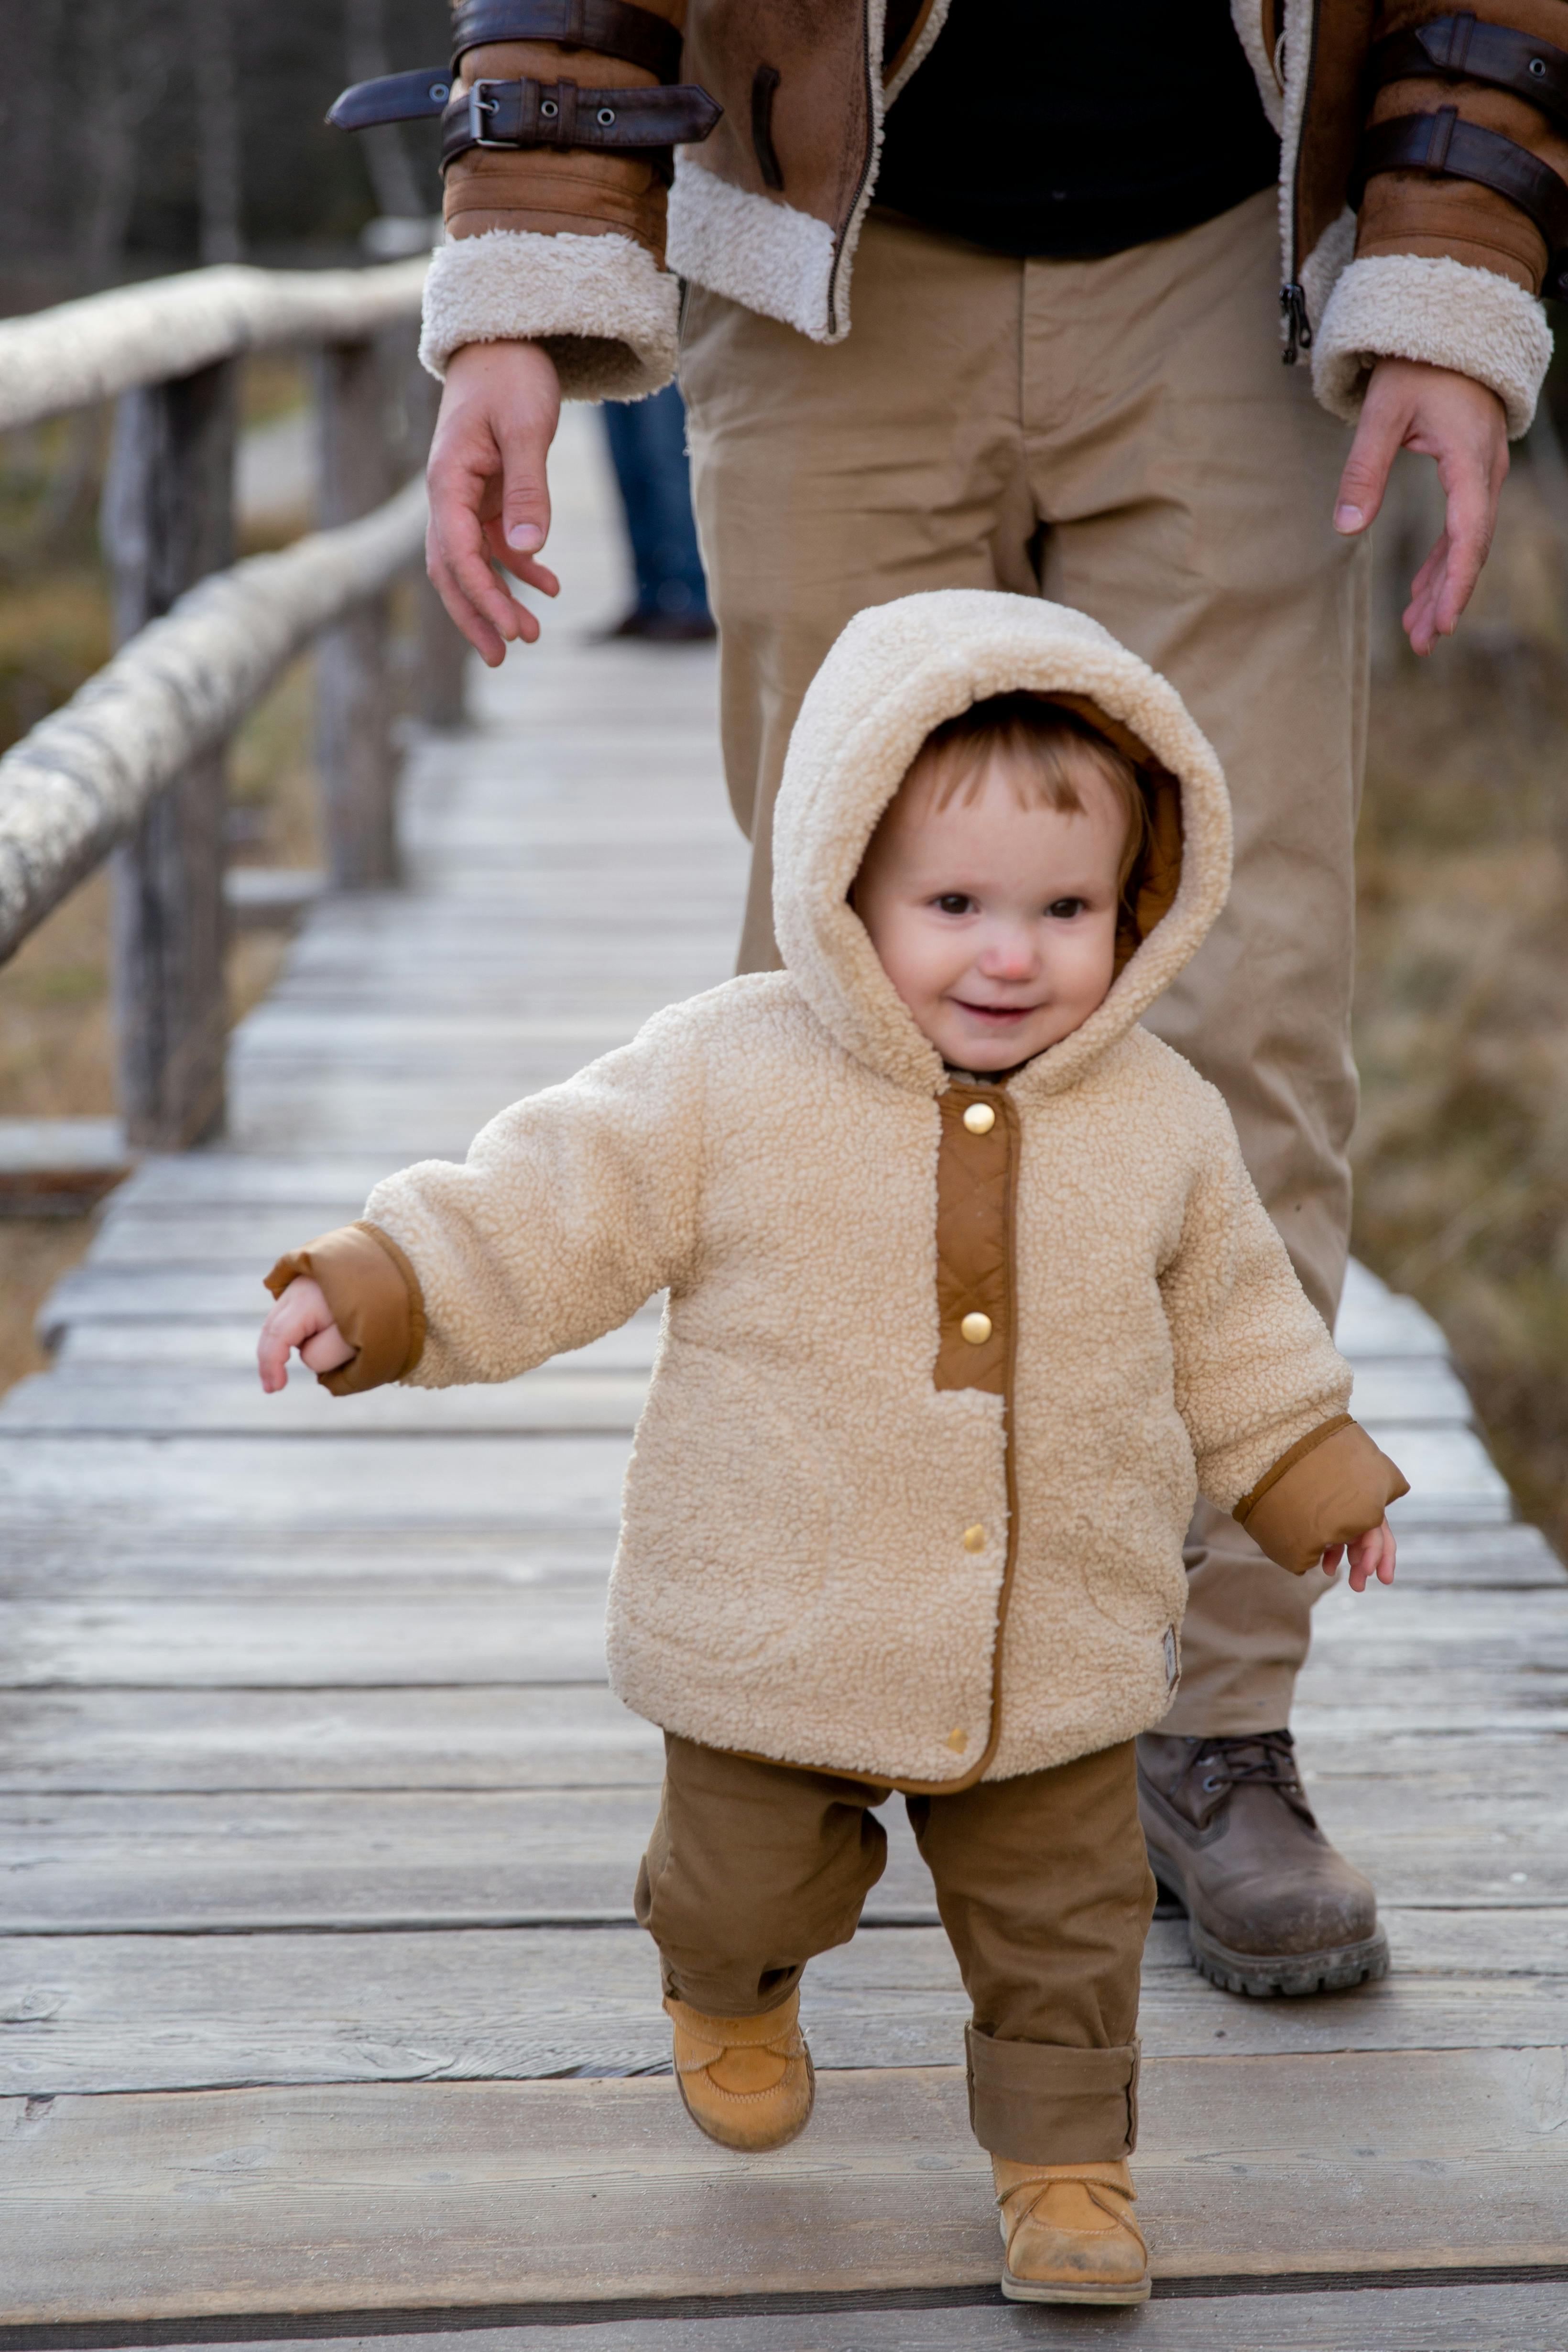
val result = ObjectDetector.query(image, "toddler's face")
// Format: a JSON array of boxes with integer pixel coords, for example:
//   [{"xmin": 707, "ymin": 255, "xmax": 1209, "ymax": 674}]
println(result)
[{"xmin": 854, "ymin": 751, "xmax": 1125, "ymax": 1071}]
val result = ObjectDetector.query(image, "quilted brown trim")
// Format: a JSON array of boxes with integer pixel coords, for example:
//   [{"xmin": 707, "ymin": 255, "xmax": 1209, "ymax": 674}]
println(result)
[
  {"xmin": 1233, "ymin": 1413, "xmax": 1353, "ymax": 1526},
  {"xmin": 262, "ymin": 1221, "xmax": 426, "ymax": 1396}
]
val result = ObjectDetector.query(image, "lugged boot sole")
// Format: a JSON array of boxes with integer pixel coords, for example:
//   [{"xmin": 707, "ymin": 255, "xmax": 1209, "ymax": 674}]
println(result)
[
  {"xmin": 1002, "ymin": 2268, "xmax": 1152, "ymax": 2304},
  {"xmin": 1149, "ymin": 1863, "xmax": 1390, "ymax": 1998}
]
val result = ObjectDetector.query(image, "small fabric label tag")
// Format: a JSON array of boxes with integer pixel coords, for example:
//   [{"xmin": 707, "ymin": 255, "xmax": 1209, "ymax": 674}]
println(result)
[{"xmin": 1163, "ymin": 1625, "xmax": 1179, "ymax": 1688}]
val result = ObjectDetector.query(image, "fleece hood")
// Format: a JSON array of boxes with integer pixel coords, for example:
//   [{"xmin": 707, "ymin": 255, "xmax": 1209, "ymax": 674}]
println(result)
[{"xmin": 771, "ymin": 590, "xmax": 1233, "ymax": 1099}]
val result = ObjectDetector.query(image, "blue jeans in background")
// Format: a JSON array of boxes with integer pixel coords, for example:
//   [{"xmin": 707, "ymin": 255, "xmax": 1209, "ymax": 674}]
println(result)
[{"xmin": 602, "ymin": 382, "xmax": 714, "ymax": 634}]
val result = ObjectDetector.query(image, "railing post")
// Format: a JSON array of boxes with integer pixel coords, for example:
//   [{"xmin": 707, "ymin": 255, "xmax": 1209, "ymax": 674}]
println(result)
[
  {"xmin": 100, "ymin": 359, "xmax": 236, "ymax": 1150},
  {"xmin": 315, "ymin": 338, "xmax": 398, "ymax": 886}
]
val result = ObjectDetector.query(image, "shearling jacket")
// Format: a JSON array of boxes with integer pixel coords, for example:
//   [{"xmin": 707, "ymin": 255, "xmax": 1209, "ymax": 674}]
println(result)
[
  {"xmin": 414, "ymin": 1, "xmax": 1560, "ymax": 434},
  {"xmin": 266, "ymin": 592, "xmax": 1406, "ymax": 1792}
]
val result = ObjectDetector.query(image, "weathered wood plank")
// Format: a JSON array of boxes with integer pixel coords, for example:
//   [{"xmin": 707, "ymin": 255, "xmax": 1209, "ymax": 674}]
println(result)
[
  {"xmin": 233, "ymin": 2284, "xmax": 1568, "ymax": 2352},
  {"xmin": 6, "ymin": 2057, "xmax": 1567, "ymax": 2321},
  {"xmin": 4, "ymin": 1585, "xmax": 1563, "ymax": 1692},
  {"xmin": 4, "ymin": 1921, "xmax": 1566, "ymax": 2098},
  {"xmin": 0, "ymin": 1434, "xmax": 634, "ymax": 1527},
  {"xmin": 0, "ymin": 1368, "xmax": 652, "ymax": 1435},
  {"xmin": 0, "ymin": 1594, "xmax": 613, "ymax": 1688},
  {"xmin": 6, "ymin": 1769, "xmax": 1566, "ymax": 1933},
  {"xmin": 0, "ymin": 1684, "xmax": 661, "ymax": 1792}
]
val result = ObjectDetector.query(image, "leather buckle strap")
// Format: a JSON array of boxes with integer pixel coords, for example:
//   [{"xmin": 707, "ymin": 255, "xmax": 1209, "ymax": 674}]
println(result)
[
  {"xmin": 327, "ymin": 66, "xmax": 454, "ymax": 131},
  {"xmin": 1356, "ymin": 105, "xmax": 1568, "ymax": 290},
  {"xmin": 442, "ymin": 73, "xmax": 720, "ymax": 174},
  {"xmin": 1367, "ymin": 13, "xmax": 1568, "ymax": 134},
  {"xmin": 452, "ymin": 0, "xmax": 683, "ymax": 84}
]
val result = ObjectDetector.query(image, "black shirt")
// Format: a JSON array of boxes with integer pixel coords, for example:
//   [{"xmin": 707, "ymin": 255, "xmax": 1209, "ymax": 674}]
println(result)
[{"xmin": 875, "ymin": 1, "xmax": 1281, "ymax": 259}]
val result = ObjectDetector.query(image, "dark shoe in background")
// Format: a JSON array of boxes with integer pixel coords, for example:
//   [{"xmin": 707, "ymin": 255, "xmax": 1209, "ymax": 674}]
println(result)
[
  {"xmin": 1137, "ymin": 1730, "xmax": 1389, "ymax": 1996},
  {"xmin": 600, "ymin": 606, "xmax": 718, "ymax": 643}
]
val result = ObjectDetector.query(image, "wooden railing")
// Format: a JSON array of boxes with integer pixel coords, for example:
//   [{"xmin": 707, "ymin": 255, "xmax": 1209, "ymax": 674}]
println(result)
[{"xmin": 0, "ymin": 257, "xmax": 461, "ymax": 1151}]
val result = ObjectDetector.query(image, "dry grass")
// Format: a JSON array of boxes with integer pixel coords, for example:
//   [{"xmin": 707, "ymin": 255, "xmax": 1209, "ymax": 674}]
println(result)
[{"xmin": 1353, "ymin": 450, "xmax": 1568, "ymax": 1554}]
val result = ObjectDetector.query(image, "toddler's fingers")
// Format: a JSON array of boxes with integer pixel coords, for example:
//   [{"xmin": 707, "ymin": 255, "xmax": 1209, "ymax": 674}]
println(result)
[
  {"xmin": 301, "ymin": 1322, "xmax": 355, "ymax": 1375},
  {"xmin": 1321, "ymin": 1542, "xmax": 1344, "ymax": 1576}
]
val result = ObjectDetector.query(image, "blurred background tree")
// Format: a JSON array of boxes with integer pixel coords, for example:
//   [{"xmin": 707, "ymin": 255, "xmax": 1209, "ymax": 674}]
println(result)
[{"xmin": 0, "ymin": 0, "xmax": 443, "ymax": 315}]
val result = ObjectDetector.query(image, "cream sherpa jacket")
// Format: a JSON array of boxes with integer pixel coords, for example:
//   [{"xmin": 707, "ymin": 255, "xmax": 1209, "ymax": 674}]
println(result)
[{"xmin": 267, "ymin": 593, "xmax": 1405, "ymax": 1792}]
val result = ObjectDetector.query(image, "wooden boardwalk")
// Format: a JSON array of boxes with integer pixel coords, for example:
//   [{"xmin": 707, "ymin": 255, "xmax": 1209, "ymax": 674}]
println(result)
[{"xmin": 3, "ymin": 416, "xmax": 1567, "ymax": 2350}]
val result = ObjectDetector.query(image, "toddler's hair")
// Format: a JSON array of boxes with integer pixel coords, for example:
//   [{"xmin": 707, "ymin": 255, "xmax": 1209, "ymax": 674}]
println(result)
[{"xmin": 908, "ymin": 692, "xmax": 1148, "ymax": 894}]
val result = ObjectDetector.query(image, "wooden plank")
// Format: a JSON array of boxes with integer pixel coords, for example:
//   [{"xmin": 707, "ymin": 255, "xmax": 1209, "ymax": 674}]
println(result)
[
  {"xmin": 0, "ymin": 1368, "xmax": 651, "ymax": 1435},
  {"xmin": 0, "ymin": 1594, "xmax": 614, "ymax": 1688},
  {"xmin": 242, "ymin": 2283, "xmax": 1568, "ymax": 2352},
  {"xmin": 0, "ymin": 1789, "xmax": 935, "ymax": 1933},
  {"xmin": 0, "ymin": 1684, "xmax": 663, "ymax": 1793},
  {"xmin": 0, "ymin": 1524, "xmax": 616, "ymax": 1599},
  {"xmin": 5, "ymin": 2056, "xmax": 1567, "ymax": 2321},
  {"xmin": 0, "ymin": 1434, "xmax": 634, "ymax": 1528},
  {"xmin": 7, "ymin": 1768, "xmax": 1568, "ymax": 1934},
  {"xmin": 5, "ymin": 1586, "xmax": 1564, "ymax": 1692},
  {"xmin": 4, "ymin": 1922, "xmax": 1566, "ymax": 2099}
]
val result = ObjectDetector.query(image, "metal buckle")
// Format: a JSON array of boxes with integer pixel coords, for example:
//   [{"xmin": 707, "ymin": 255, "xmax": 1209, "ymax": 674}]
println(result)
[{"xmin": 467, "ymin": 78, "xmax": 508, "ymax": 147}]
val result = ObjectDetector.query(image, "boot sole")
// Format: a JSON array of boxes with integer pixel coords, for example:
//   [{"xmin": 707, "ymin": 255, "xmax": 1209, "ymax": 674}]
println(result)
[
  {"xmin": 674, "ymin": 2050, "xmax": 816, "ymax": 2152},
  {"xmin": 1161, "ymin": 1888, "xmax": 1391, "ymax": 1998},
  {"xmin": 1001, "ymin": 2267, "xmax": 1152, "ymax": 2305}
]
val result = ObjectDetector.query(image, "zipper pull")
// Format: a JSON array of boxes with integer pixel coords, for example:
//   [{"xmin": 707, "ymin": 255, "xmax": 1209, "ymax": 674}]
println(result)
[{"xmin": 1280, "ymin": 283, "xmax": 1313, "ymax": 366}]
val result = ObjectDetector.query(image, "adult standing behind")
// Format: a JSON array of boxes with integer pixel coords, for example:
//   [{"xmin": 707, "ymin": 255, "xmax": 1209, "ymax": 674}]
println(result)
[{"xmin": 399, "ymin": 0, "xmax": 1551, "ymax": 1995}]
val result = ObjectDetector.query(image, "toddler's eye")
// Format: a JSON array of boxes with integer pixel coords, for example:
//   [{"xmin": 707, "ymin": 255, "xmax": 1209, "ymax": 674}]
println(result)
[
  {"xmin": 934, "ymin": 893, "xmax": 973, "ymax": 915},
  {"xmin": 1046, "ymin": 897, "xmax": 1086, "ymax": 919}
]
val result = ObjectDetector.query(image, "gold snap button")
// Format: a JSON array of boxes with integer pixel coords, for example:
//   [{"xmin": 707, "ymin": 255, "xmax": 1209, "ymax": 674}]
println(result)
[
  {"xmin": 962, "ymin": 1525, "xmax": 986, "ymax": 1553},
  {"xmin": 960, "ymin": 1311, "xmax": 992, "ymax": 1345},
  {"xmin": 962, "ymin": 1101, "xmax": 996, "ymax": 1135},
  {"xmin": 945, "ymin": 1728, "xmax": 968, "ymax": 1753}
]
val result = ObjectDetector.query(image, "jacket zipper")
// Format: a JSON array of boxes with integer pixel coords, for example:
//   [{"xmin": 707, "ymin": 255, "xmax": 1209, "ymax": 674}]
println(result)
[
  {"xmin": 1280, "ymin": 0, "xmax": 1322, "ymax": 365},
  {"xmin": 1280, "ymin": 280, "xmax": 1313, "ymax": 364}
]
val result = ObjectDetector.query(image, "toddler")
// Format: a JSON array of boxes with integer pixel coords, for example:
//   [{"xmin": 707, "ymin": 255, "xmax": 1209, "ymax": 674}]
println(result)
[{"xmin": 258, "ymin": 592, "xmax": 1405, "ymax": 2306}]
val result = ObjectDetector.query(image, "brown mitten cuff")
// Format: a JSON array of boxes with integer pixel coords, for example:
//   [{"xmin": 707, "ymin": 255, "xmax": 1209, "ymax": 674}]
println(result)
[
  {"xmin": 263, "ymin": 1221, "xmax": 425, "ymax": 1395},
  {"xmin": 1234, "ymin": 1419, "xmax": 1410, "ymax": 1576}
]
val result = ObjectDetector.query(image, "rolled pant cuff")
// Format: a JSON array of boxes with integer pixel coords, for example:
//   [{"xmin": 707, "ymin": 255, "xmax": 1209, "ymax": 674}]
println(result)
[{"xmin": 965, "ymin": 2025, "xmax": 1139, "ymax": 2163}]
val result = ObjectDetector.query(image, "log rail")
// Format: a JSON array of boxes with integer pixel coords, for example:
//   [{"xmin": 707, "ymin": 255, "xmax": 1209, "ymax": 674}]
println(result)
[{"xmin": 0, "ymin": 257, "xmax": 456, "ymax": 1151}]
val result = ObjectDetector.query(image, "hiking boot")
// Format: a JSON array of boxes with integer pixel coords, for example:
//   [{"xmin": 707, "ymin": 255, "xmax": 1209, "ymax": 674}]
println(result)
[
  {"xmin": 1137, "ymin": 1730, "xmax": 1389, "ymax": 1997},
  {"xmin": 664, "ymin": 1987, "xmax": 815, "ymax": 2151},
  {"xmin": 993, "ymin": 2157, "xmax": 1151, "ymax": 2304}
]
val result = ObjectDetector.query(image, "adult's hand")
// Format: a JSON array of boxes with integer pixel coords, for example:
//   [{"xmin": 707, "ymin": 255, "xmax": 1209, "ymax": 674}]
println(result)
[
  {"xmin": 426, "ymin": 339, "xmax": 564, "ymax": 665},
  {"xmin": 1332, "ymin": 357, "xmax": 1508, "ymax": 657}
]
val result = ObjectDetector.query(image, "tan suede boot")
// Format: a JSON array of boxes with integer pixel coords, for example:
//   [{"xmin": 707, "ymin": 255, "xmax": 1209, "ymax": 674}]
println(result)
[
  {"xmin": 664, "ymin": 1988, "xmax": 816, "ymax": 2152},
  {"xmin": 993, "ymin": 2156, "xmax": 1151, "ymax": 2304}
]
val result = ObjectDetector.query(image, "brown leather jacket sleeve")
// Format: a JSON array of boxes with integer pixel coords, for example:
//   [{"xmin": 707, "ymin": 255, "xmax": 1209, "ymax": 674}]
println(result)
[
  {"xmin": 1233, "ymin": 1417, "xmax": 1410, "ymax": 1576},
  {"xmin": 1360, "ymin": 0, "xmax": 1568, "ymax": 291},
  {"xmin": 263, "ymin": 1222, "xmax": 426, "ymax": 1397},
  {"xmin": 443, "ymin": 0, "xmax": 685, "ymax": 258}
]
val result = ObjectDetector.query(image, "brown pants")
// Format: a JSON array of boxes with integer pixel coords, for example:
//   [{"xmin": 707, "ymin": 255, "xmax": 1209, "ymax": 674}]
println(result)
[
  {"xmin": 635, "ymin": 1731, "xmax": 1153, "ymax": 2163},
  {"xmin": 680, "ymin": 188, "xmax": 1371, "ymax": 1739}
]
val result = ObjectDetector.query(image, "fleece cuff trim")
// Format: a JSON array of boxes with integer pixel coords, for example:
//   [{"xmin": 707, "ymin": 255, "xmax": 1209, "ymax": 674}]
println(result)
[
  {"xmin": 667, "ymin": 158, "xmax": 838, "ymax": 342},
  {"xmin": 418, "ymin": 228, "xmax": 680, "ymax": 401},
  {"xmin": 1312, "ymin": 252, "xmax": 1550, "ymax": 437}
]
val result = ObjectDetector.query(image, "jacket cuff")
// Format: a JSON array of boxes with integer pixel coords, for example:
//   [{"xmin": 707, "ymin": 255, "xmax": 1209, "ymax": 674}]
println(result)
[
  {"xmin": 1312, "ymin": 253, "xmax": 1551, "ymax": 437},
  {"xmin": 263, "ymin": 1221, "xmax": 425, "ymax": 1396},
  {"xmin": 418, "ymin": 228, "xmax": 679, "ymax": 398},
  {"xmin": 1234, "ymin": 1419, "xmax": 1410, "ymax": 1577}
]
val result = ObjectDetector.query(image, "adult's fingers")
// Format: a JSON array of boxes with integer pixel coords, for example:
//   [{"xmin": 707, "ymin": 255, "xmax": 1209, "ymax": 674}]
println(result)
[
  {"xmin": 1334, "ymin": 379, "xmax": 1407, "ymax": 537},
  {"xmin": 425, "ymin": 342, "xmax": 562, "ymax": 663}
]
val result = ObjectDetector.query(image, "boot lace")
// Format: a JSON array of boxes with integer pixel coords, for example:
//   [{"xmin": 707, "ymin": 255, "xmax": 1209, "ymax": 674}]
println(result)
[{"xmin": 1188, "ymin": 1731, "xmax": 1315, "ymax": 1820}]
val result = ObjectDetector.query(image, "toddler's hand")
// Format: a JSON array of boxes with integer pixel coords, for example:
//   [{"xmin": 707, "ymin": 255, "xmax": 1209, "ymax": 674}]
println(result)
[
  {"xmin": 257, "ymin": 1277, "xmax": 355, "ymax": 1393},
  {"xmin": 1321, "ymin": 1516, "xmax": 1396, "ymax": 1593}
]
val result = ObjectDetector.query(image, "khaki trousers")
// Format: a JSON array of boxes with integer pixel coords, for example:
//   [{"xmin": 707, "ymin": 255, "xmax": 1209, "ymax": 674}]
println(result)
[
  {"xmin": 636, "ymin": 1731, "xmax": 1152, "ymax": 2162},
  {"xmin": 681, "ymin": 188, "xmax": 1371, "ymax": 1738}
]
